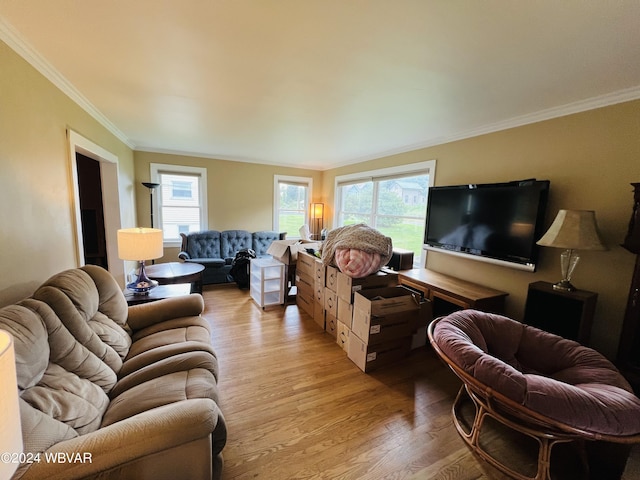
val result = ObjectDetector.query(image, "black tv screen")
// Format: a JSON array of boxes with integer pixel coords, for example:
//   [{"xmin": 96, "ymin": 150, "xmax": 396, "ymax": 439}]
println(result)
[{"xmin": 423, "ymin": 179, "xmax": 550, "ymax": 271}]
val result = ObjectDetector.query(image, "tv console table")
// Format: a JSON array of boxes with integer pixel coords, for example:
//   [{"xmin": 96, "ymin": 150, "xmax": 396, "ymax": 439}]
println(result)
[{"xmin": 399, "ymin": 268, "xmax": 508, "ymax": 316}]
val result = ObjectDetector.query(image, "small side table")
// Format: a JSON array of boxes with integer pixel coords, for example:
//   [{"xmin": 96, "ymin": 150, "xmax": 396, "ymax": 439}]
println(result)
[
  {"xmin": 523, "ymin": 281, "xmax": 597, "ymax": 345},
  {"xmin": 124, "ymin": 283, "xmax": 192, "ymax": 306},
  {"xmin": 145, "ymin": 262, "xmax": 205, "ymax": 294}
]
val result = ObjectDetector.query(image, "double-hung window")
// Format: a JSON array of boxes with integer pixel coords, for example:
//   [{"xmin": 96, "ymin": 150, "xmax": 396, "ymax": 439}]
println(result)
[
  {"xmin": 273, "ymin": 175, "xmax": 313, "ymax": 238},
  {"xmin": 150, "ymin": 164, "xmax": 208, "ymax": 245},
  {"xmin": 334, "ymin": 160, "xmax": 436, "ymax": 267}
]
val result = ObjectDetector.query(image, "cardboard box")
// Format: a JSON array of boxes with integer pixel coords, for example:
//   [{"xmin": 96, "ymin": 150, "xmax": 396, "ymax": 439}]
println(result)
[
  {"xmin": 295, "ymin": 273, "xmax": 314, "ymax": 299},
  {"xmin": 324, "ymin": 288, "xmax": 338, "ymax": 317},
  {"xmin": 314, "ymin": 261, "xmax": 325, "ymax": 286},
  {"xmin": 325, "ymin": 312, "xmax": 338, "ymax": 338},
  {"xmin": 314, "ymin": 281, "xmax": 324, "ymax": 305},
  {"xmin": 348, "ymin": 334, "xmax": 412, "ymax": 372},
  {"xmin": 336, "ymin": 269, "xmax": 399, "ymax": 302},
  {"xmin": 267, "ymin": 240, "xmax": 321, "ymax": 265},
  {"xmin": 337, "ymin": 320, "xmax": 350, "ymax": 352},
  {"xmin": 337, "ymin": 297, "xmax": 353, "ymax": 328},
  {"xmin": 325, "ymin": 265, "xmax": 339, "ymax": 292},
  {"xmin": 313, "ymin": 302, "xmax": 325, "ymax": 330},
  {"xmin": 296, "ymin": 287, "xmax": 315, "ymax": 319},
  {"xmin": 296, "ymin": 251, "xmax": 318, "ymax": 277},
  {"xmin": 351, "ymin": 286, "xmax": 420, "ymax": 345}
]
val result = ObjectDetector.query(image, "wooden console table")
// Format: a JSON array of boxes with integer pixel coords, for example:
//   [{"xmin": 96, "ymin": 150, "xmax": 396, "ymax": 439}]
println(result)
[{"xmin": 399, "ymin": 268, "xmax": 508, "ymax": 316}]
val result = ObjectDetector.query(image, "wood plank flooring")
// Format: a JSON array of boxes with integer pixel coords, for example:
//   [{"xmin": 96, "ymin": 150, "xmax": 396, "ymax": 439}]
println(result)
[{"xmin": 201, "ymin": 285, "xmax": 640, "ymax": 480}]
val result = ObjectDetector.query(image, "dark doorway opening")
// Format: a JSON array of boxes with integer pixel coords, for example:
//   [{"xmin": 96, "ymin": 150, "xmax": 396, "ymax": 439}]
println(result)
[{"xmin": 76, "ymin": 153, "xmax": 108, "ymax": 268}]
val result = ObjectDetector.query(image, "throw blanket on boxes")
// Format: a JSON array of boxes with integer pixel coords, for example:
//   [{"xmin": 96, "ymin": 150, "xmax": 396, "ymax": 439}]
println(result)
[{"xmin": 321, "ymin": 224, "xmax": 393, "ymax": 278}]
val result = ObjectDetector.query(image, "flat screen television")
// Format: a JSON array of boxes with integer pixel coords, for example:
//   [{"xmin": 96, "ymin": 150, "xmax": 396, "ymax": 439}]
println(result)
[{"xmin": 423, "ymin": 179, "xmax": 550, "ymax": 271}]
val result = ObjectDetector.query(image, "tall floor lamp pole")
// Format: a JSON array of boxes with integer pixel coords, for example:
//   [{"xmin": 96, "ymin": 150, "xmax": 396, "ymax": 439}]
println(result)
[
  {"xmin": 141, "ymin": 182, "xmax": 160, "ymax": 264},
  {"xmin": 141, "ymin": 182, "xmax": 160, "ymax": 228}
]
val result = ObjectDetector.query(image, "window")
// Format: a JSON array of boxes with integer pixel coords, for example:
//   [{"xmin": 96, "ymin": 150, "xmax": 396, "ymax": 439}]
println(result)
[
  {"xmin": 150, "ymin": 164, "xmax": 208, "ymax": 245},
  {"xmin": 171, "ymin": 181, "xmax": 192, "ymax": 199},
  {"xmin": 274, "ymin": 175, "xmax": 313, "ymax": 238},
  {"xmin": 334, "ymin": 161, "xmax": 436, "ymax": 267}
]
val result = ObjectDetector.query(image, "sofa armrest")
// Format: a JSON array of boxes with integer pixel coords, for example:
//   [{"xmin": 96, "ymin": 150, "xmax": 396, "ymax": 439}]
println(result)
[
  {"xmin": 178, "ymin": 251, "xmax": 191, "ymax": 261},
  {"xmin": 127, "ymin": 294, "xmax": 205, "ymax": 332},
  {"xmin": 18, "ymin": 398, "xmax": 225, "ymax": 480}
]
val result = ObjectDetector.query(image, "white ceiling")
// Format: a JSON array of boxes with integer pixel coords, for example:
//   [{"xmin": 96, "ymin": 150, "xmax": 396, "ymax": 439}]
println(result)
[{"xmin": 2, "ymin": 1, "xmax": 640, "ymax": 170}]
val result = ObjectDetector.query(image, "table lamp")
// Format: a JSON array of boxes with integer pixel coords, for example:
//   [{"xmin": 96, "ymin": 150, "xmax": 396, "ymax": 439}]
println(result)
[
  {"xmin": 117, "ymin": 228, "xmax": 164, "ymax": 293},
  {"xmin": 537, "ymin": 209, "xmax": 607, "ymax": 291},
  {"xmin": 0, "ymin": 330, "xmax": 22, "ymax": 480}
]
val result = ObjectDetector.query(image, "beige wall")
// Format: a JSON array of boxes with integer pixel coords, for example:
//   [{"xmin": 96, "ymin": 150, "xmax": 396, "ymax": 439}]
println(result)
[
  {"xmin": 0, "ymin": 40, "xmax": 136, "ymax": 305},
  {"xmin": 3, "ymin": 33, "xmax": 639, "ymax": 360},
  {"xmin": 133, "ymin": 151, "xmax": 323, "ymax": 262},
  {"xmin": 322, "ymin": 100, "xmax": 640, "ymax": 359}
]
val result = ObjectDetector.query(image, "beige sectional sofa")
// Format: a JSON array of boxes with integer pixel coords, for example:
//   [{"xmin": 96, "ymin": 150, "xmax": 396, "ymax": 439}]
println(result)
[{"xmin": 0, "ymin": 265, "xmax": 226, "ymax": 480}]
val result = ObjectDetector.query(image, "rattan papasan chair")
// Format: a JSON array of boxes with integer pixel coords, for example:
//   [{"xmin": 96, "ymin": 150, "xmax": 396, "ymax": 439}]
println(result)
[{"xmin": 428, "ymin": 309, "xmax": 640, "ymax": 480}]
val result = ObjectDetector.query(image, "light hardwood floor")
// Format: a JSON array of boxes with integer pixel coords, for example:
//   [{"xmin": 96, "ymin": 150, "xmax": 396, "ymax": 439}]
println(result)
[{"xmin": 201, "ymin": 285, "xmax": 640, "ymax": 480}]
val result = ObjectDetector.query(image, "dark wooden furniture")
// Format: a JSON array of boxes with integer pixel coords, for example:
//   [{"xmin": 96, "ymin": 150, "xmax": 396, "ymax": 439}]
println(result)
[
  {"xmin": 145, "ymin": 261, "xmax": 205, "ymax": 294},
  {"xmin": 523, "ymin": 281, "xmax": 597, "ymax": 345},
  {"xmin": 388, "ymin": 248, "xmax": 415, "ymax": 271},
  {"xmin": 618, "ymin": 182, "xmax": 640, "ymax": 393},
  {"xmin": 123, "ymin": 283, "xmax": 192, "ymax": 306},
  {"xmin": 399, "ymin": 268, "xmax": 508, "ymax": 316}
]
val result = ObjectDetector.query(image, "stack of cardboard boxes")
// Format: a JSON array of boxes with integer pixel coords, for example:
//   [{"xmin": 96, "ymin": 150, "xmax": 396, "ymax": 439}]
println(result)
[{"xmin": 294, "ymin": 251, "xmax": 432, "ymax": 372}]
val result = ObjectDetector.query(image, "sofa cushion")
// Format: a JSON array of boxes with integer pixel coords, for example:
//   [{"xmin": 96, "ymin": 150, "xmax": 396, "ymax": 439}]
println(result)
[
  {"xmin": 21, "ymin": 363, "xmax": 109, "ymax": 435},
  {"xmin": 189, "ymin": 257, "xmax": 225, "ymax": 267},
  {"xmin": 33, "ymin": 268, "xmax": 132, "ymax": 373},
  {"xmin": 0, "ymin": 299, "xmax": 112, "ymax": 441},
  {"xmin": 101, "ymin": 369, "xmax": 217, "ymax": 427},
  {"xmin": 221, "ymin": 230, "xmax": 252, "ymax": 260},
  {"xmin": 186, "ymin": 230, "xmax": 222, "ymax": 258},
  {"xmin": 253, "ymin": 231, "xmax": 280, "ymax": 257}
]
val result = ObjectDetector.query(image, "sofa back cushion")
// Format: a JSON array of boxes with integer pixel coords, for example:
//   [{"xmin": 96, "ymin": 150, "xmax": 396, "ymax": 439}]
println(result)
[
  {"xmin": 252, "ymin": 231, "xmax": 280, "ymax": 257},
  {"xmin": 0, "ymin": 298, "xmax": 112, "ymax": 468},
  {"xmin": 185, "ymin": 230, "xmax": 222, "ymax": 259},
  {"xmin": 221, "ymin": 230, "xmax": 252, "ymax": 260},
  {"xmin": 32, "ymin": 266, "xmax": 132, "ymax": 375}
]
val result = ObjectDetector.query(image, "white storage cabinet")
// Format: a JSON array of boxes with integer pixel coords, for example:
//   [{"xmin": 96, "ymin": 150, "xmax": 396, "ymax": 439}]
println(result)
[{"xmin": 250, "ymin": 257, "xmax": 285, "ymax": 308}]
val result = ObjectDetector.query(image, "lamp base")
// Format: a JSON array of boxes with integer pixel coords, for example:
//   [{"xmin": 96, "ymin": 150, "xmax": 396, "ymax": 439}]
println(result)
[
  {"xmin": 552, "ymin": 279, "xmax": 576, "ymax": 292},
  {"xmin": 126, "ymin": 261, "xmax": 158, "ymax": 294}
]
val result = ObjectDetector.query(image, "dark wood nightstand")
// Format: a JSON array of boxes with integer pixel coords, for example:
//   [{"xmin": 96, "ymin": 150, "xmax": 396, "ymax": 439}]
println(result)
[
  {"xmin": 523, "ymin": 281, "xmax": 597, "ymax": 345},
  {"xmin": 124, "ymin": 283, "xmax": 192, "ymax": 306}
]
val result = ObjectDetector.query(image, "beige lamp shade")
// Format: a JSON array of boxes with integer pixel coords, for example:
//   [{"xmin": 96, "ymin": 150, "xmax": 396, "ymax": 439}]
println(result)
[
  {"xmin": 537, "ymin": 210, "xmax": 607, "ymax": 251},
  {"xmin": 117, "ymin": 228, "xmax": 164, "ymax": 261},
  {"xmin": 0, "ymin": 330, "xmax": 23, "ymax": 480},
  {"xmin": 312, "ymin": 203, "xmax": 324, "ymax": 219}
]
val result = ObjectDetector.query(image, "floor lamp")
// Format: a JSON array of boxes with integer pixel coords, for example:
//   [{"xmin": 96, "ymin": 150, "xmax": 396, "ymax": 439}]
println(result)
[
  {"xmin": 311, "ymin": 203, "xmax": 324, "ymax": 240},
  {"xmin": 142, "ymin": 182, "xmax": 160, "ymax": 228}
]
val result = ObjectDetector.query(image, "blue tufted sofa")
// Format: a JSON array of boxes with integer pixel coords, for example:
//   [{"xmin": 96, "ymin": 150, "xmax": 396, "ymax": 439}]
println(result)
[{"xmin": 179, "ymin": 230, "xmax": 286, "ymax": 285}]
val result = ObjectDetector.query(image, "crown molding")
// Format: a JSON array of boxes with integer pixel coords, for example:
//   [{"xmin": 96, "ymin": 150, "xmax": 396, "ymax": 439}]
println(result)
[
  {"xmin": 333, "ymin": 85, "xmax": 640, "ymax": 170},
  {"xmin": 2, "ymin": 14, "xmax": 639, "ymax": 168},
  {"xmin": 0, "ymin": 17, "xmax": 134, "ymax": 149}
]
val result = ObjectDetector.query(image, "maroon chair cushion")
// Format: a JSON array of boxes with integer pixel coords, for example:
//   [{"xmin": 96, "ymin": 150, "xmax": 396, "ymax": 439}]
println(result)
[{"xmin": 433, "ymin": 310, "xmax": 640, "ymax": 436}]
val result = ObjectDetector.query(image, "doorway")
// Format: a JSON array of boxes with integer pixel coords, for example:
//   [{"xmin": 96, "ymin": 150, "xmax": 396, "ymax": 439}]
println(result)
[
  {"xmin": 76, "ymin": 153, "xmax": 108, "ymax": 268},
  {"xmin": 68, "ymin": 129, "xmax": 124, "ymax": 284}
]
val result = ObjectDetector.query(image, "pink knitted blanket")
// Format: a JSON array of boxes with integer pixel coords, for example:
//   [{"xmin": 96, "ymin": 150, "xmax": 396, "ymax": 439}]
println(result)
[{"xmin": 321, "ymin": 224, "xmax": 392, "ymax": 278}]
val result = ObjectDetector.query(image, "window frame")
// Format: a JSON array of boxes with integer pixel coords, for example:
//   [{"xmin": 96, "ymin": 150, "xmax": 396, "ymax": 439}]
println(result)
[
  {"xmin": 273, "ymin": 175, "xmax": 313, "ymax": 239},
  {"xmin": 150, "ymin": 163, "xmax": 208, "ymax": 247},
  {"xmin": 333, "ymin": 160, "xmax": 436, "ymax": 266}
]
